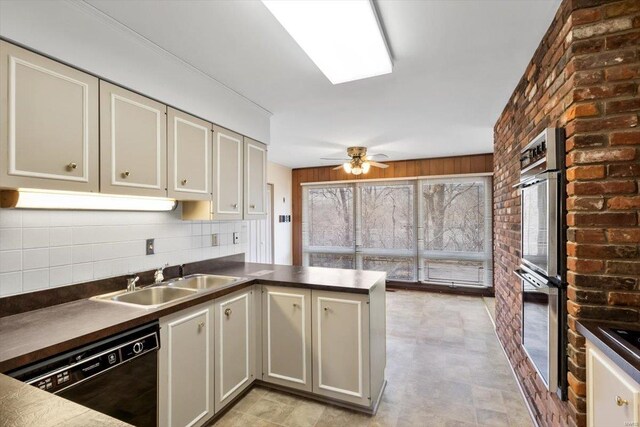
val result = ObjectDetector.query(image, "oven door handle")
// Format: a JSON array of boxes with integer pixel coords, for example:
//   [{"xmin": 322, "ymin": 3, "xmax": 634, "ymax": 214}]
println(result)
[
  {"xmin": 513, "ymin": 171, "xmax": 558, "ymax": 188},
  {"xmin": 515, "ymin": 269, "xmax": 558, "ymax": 295}
]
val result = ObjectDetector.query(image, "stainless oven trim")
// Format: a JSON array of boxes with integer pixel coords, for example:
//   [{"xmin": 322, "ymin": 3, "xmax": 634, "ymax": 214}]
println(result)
[
  {"xmin": 518, "ymin": 270, "xmax": 559, "ymax": 393},
  {"xmin": 26, "ymin": 332, "xmax": 159, "ymax": 394},
  {"xmin": 520, "ymin": 173, "xmax": 558, "ymax": 279}
]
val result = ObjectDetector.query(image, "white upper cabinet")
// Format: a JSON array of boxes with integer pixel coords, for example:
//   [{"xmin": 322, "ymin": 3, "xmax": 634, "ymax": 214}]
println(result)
[
  {"xmin": 99, "ymin": 81, "xmax": 167, "ymax": 197},
  {"xmin": 0, "ymin": 41, "xmax": 99, "ymax": 192},
  {"xmin": 244, "ymin": 137, "xmax": 267, "ymax": 219},
  {"xmin": 167, "ymin": 107, "xmax": 211, "ymax": 200},
  {"xmin": 212, "ymin": 124, "xmax": 243, "ymax": 220}
]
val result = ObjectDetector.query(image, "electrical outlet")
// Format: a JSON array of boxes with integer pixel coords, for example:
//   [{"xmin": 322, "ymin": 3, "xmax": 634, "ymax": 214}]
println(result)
[
  {"xmin": 233, "ymin": 232, "xmax": 239, "ymax": 244},
  {"xmin": 211, "ymin": 233, "xmax": 218, "ymax": 246},
  {"xmin": 146, "ymin": 238, "xmax": 155, "ymax": 255}
]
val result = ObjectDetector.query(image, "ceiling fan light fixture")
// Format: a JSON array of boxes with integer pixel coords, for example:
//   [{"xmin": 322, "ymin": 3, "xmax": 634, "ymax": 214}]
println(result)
[
  {"xmin": 352, "ymin": 166, "xmax": 362, "ymax": 175},
  {"xmin": 343, "ymin": 162, "xmax": 352, "ymax": 173},
  {"xmin": 362, "ymin": 161, "xmax": 371, "ymax": 173}
]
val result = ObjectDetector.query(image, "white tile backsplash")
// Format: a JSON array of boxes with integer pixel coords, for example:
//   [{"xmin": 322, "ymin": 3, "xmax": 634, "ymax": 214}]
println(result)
[{"xmin": 0, "ymin": 205, "xmax": 247, "ymax": 297}]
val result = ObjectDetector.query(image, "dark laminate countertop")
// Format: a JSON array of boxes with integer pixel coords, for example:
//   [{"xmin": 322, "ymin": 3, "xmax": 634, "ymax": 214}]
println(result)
[
  {"xmin": 0, "ymin": 374, "xmax": 130, "ymax": 426},
  {"xmin": 577, "ymin": 320, "xmax": 640, "ymax": 384},
  {"xmin": 0, "ymin": 262, "xmax": 385, "ymax": 373}
]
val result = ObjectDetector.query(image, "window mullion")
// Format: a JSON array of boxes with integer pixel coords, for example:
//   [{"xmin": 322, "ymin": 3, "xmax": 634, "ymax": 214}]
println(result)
[{"xmin": 354, "ymin": 182, "xmax": 363, "ymax": 270}]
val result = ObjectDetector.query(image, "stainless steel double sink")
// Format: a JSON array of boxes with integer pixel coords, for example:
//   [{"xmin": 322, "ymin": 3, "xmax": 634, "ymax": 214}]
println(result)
[{"xmin": 91, "ymin": 274, "xmax": 243, "ymax": 309}]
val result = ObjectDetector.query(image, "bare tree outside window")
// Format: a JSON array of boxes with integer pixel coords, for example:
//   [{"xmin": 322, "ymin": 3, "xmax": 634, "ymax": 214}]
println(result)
[{"xmin": 307, "ymin": 187, "xmax": 353, "ymax": 248}]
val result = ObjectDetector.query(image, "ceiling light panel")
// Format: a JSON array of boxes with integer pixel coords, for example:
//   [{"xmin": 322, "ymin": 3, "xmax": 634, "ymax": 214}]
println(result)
[{"xmin": 262, "ymin": 0, "xmax": 392, "ymax": 84}]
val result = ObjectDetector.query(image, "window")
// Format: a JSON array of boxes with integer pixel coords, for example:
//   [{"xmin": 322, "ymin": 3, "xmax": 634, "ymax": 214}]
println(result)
[
  {"xmin": 419, "ymin": 177, "xmax": 492, "ymax": 286},
  {"xmin": 302, "ymin": 175, "xmax": 492, "ymax": 287},
  {"xmin": 302, "ymin": 185, "xmax": 355, "ymax": 268}
]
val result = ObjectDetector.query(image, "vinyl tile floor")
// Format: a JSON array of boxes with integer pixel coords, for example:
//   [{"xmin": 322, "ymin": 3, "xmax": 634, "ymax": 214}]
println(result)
[{"xmin": 214, "ymin": 290, "xmax": 533, "ymax": 427}]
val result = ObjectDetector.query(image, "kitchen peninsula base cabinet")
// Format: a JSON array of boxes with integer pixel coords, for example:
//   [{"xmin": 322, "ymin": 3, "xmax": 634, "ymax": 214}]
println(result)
[
  {"xmin": 214, "ymin": 287, "xmax": 257, "ymax": 413},
  {"xmin": 587, "ymin": 341, "xmax": 640, "ymax": 427},
  {"xmin": 159, "ymin": 302, "xmax": 214, "ymax": 427},
  {"xmin": 262, "ymin": 286, "xmax": 312, "ymax": 392}
]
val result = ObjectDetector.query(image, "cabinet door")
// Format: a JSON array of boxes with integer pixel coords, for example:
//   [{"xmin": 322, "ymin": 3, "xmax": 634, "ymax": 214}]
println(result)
[
  {"xmin": 214, "ymin": 288, "xmax": 255, "ymax": 412},
  {"xmin": 212, "ymin": 124, "xmax": 243, "ymax": 220},
  {"xmin": 167, "ymin": 108, "xmax": 211, "ymax": 200},
  {"xmin": 262, "ymin": 286, "xmax": 311, "ymax": 391},
  {"xmin": 159, "ymin": 304, "xmax": 214, "ymax": 427},
  {"xmin": 587, "ymin": 343, "xmax": 640, "ymax": 427},
  {"xmin": 0, "ymin": 41, "xmax": 98, "ymax": 192},
  {"xmin": 312, "ymin": 290, "xmax": 370, "ymax": 406},
  {"xmin": 100, "ymin": 81, "xmax": 167, "ymax": 197},
  {"xmin": 244, "ymin": 137, "xmax": 267, "ymax": 219}
]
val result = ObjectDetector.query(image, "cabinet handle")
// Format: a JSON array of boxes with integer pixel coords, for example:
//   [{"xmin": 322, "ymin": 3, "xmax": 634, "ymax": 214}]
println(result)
[
  {"xmin": 198, "ymin": 322, "xmax": 205, "ymax": 331},
  {"xmin": 324, "ymin": 307, "xmax": 331, "ymax": 312},
  {"xmin": 293, "ymin": 303, "xmax": 299, "ymax": 308},
  {"xmin": 250, "ymin": 204, "xmax": 256, "ymax": 209},
  {"xmin": 616, "ymin": 395, "xmax": 628, "ymax": 406},
  {"xmin": 224, "ymin": 308, "xmax": 232, "ymax": 317},
  {"xmin": 67, "ymin": 162, "xmax": 77, "ymax": 171},
  {"xmin": 232, "ymin": 203, "xmax": 238, "ymax": 209},
  {"xmin": 181, "ymin": 179, "xmax": 188, "ymax": 186},
  {"xmin": 122, "ymin": 171, "xmax": 130, "ymax": 178}
]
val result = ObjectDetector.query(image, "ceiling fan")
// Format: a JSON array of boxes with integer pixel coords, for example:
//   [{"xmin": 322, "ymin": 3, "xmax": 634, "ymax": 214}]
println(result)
[{"xmin": 321, "ymin": 147, "xmax": 389, "ymax": 175}]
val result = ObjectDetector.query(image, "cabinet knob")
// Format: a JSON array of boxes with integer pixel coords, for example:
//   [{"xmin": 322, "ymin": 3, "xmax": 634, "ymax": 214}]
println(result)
[
  {"xmin": 324, "ymin": 307, "xmax": 330, "ymax": 312},
  {"xmin": 224, "ymin": 308, "xmax": 232, "ymax": 317},
  {"xmin": 616, "ymin": 395, "xmax": 628, "ymax": 406},
  {"xmin": 181, "ymin": 179, "xmax": 188, "ymax": 186},
  {"xmin": 198, "ymin": 322, "xmax": 205, "ymax": 330},
  {"xmin": 122, "ymin": 171, "xmax": 130, "ymax": 178},
  {"xmin": 232, "ymin": 203, "xmax": 238, "ymax": 209},
  {"xmin": 293, "ymin": 303, "xmax": 299, "ymax": 308},
  {"xmin": 250, "ymin": 204, "xmax": 256, "ymax": 209},
  {"xmin": 67, "ymin": 162, "xmax": 77, "ymax": 171}
]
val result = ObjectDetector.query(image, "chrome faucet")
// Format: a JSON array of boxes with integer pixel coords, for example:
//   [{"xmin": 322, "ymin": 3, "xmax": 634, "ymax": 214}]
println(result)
[
  {"xmin": 154, "ymin": 264, "xmax": 169, "ymax": 284},
  {"xmin": 126, "ymin": 275, "xmax": 140, "ymax": 292}
]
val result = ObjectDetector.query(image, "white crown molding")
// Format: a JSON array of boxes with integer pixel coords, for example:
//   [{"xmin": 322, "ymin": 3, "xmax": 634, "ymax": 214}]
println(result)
[{"xmin": 68, "ymin": 0, "xmax": 273, "ymax": 117}]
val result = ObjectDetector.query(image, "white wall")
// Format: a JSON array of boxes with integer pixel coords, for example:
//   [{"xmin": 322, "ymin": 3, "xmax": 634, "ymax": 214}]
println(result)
[
  {"xmin": 0, "ymin": 0, "xmax": 270, "ymax": 143},
  {"xmin": 0, "ymin": 206, "xmax": 248, "ymax": 297},
  {"xmin": 267, "ymin": 161, "xmax": 292, "ymax": 265}
]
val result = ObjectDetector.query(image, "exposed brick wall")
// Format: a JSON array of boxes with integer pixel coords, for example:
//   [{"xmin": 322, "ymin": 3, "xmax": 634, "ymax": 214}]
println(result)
[{"xmin": 493, "ymin": 1, "xmax": 639, "ymax": 426}]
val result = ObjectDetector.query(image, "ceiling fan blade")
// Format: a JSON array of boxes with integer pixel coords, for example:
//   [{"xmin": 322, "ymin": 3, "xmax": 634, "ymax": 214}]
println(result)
[
  {"xmin": 365, "ymin": 153, "xmax": 389, "ymax": 159},
  {"xmin": 369, "ymin": 161, "xmax": 389, "ymax": 169},
  {"xmin": 321, "ymin": 157, "xmax": 350, "ymax": 161},
  {"xmin": 332, "ymin": 165, "xmax": 344, "ymax": 170}
]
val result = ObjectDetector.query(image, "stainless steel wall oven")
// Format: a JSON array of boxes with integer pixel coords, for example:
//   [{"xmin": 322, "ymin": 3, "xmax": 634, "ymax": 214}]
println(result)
[{"xmin": 516, "ymin": 128, "xmax": 567, "ymax": 399}]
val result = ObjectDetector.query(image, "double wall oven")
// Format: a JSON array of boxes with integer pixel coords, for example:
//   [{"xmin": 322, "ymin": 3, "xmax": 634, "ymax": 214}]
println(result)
[{"xmin": 515, "ymin": 128, "xmax": 567, "ymax": 399}]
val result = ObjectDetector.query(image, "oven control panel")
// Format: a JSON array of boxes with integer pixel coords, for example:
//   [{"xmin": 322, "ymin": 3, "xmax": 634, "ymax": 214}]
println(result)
[{"xmin": 520, "ymin": 140, "xmax": 546, "ymax": 170}]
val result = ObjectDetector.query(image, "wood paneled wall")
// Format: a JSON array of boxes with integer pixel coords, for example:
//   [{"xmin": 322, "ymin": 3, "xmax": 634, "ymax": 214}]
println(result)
[{"xmin": 291, "ymin": 153, "xmax": 493, "ymax": 265}]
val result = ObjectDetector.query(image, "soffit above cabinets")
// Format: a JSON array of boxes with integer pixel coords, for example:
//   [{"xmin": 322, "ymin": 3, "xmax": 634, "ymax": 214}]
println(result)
[{"xmin": 84, "ymin": 0, "xmax": 561, "ymax": 167}]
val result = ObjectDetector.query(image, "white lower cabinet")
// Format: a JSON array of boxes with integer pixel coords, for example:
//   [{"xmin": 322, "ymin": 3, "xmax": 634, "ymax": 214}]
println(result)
[
  {"xmin": 159, "ymin": 302, "xmax": 214, "ymax": 427},
  {"xmin": 214, "ymin": 288, "xmax": 256, "ymax": 413},
  {"xmin": 312, "ymin": 290, "xmax": 371, "ymax": 406},
  {"xmin": 587, "ymin": 341, "xmax": 640, "ymax": 427},
  {"xmin": 262, "ymin": 286, "xmax": 312, "ymax": 391}
]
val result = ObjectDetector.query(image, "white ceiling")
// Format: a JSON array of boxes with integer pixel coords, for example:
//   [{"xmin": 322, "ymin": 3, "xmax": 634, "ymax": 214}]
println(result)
[{"xmin": 85, "ymin": 0, "xmax": 561, "ymax": 168}]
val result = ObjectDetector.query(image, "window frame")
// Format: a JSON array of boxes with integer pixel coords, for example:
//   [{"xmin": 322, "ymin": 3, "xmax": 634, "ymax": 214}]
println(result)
[{"xmin": 301, "ymin": 173, "xmax": 493, "ymax": 287}]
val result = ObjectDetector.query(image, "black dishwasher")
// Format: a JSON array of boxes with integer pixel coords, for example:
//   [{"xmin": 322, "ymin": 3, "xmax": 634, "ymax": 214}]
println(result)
[{"xmin": 8, "ymin": 322, "xmax": 159, "ymax": 427}]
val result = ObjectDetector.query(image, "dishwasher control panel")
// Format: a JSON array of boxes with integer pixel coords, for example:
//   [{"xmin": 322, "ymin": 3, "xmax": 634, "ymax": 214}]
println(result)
[{"xmin": 8, "ymin": 323, "xmax": 159, "ymax": 395}]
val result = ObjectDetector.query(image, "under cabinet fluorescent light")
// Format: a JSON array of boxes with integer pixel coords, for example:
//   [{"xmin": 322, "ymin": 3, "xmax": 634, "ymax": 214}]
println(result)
[
  {"xmin": 0, "ymin": 189, "xmax": 177, "ymax": 211},
  {"xmin": 262, "ymin": 0, "xmax": 392, "ymax": 84}
]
